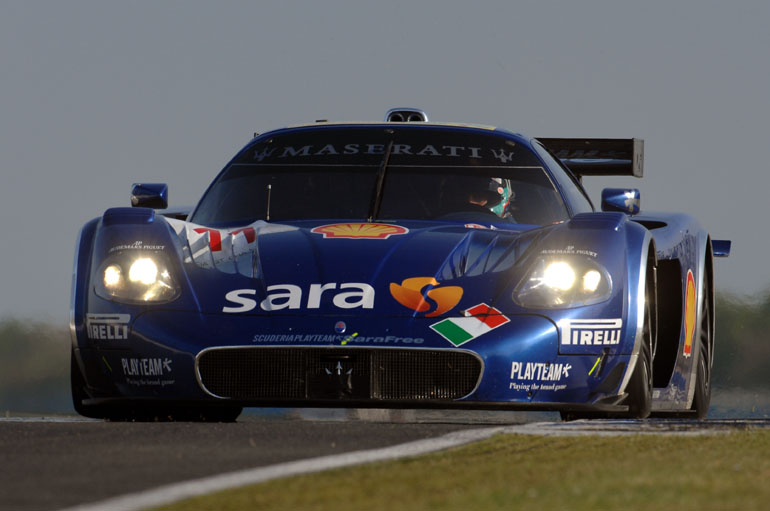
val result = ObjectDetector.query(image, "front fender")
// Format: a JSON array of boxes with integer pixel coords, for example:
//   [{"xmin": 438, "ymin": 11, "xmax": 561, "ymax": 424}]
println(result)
[
  {"xmin": 70, "ymin": 217, "xmax": 99, "ymax": 350},
  {"xmin": 617, "ymin": 219, "xmax": 654, "ymax": 395},
  {"xmin": 74, "ymin": 208, "xmax": 202, "ymax": 352}
]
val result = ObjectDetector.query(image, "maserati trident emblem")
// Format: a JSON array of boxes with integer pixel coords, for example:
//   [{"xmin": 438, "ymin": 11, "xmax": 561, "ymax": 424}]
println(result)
[
  {"xmin": 325, "ymin": 361, "xmax": 353, "ymax": 376},
  {"xmin": 321, "ymin": 360, "xmax": 355, "ymax": 398}
]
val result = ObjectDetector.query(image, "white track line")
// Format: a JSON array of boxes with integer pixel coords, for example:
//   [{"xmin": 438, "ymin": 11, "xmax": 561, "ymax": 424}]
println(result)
[
  {"xmin": 57, "ymin": 425, "xmax": 505, "ymax": 511},
  {"xmin": 0, "ymin": 417, "xmax": 98, "ymax": 423},
  {"xmin": 57, "ymin": 420, "xmax": 730, "ymax": 511}
]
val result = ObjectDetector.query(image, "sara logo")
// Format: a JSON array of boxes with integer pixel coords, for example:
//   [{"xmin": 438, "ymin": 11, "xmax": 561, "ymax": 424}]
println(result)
[
  {"xmin": 683, "ymin": 269, "xmax": 696, "ymax": 357},
  {"xmin": 311, "ymin": 223, "xmax": 408, "ymax": 240},
  {"xmin": 389, "ymin": 277, "xmax": 463, "ymax": 317},
  {"xmin": 223, "ymin": 283, "xmax": 374, "ymax": 313}
]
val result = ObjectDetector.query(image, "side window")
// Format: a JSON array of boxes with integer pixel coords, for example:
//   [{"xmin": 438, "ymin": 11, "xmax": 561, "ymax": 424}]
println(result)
[{"xmin": 532, "ymin": 142, "xmax": 594, "ymax": 215}]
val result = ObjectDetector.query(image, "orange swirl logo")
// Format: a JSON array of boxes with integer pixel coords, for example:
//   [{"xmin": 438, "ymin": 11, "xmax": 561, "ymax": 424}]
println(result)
[
  {"xmin": 311, "ymin": 223, "xmax": 408, "ymax": 239},
  {"xmin": 683, "ymin": 269, "xmax": 696, "ymax": 357},
  {"xmin": 389, "ymin": 277, "xmax": 463, "ymax": 318}
]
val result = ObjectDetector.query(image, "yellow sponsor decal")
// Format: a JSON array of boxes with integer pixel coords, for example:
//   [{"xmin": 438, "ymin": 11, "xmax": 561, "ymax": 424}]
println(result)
[
  {"xmin": 311, "ymin": 223, "xmax": 408, "ymax": 239},
  {"xmin": 389, "ymin": 277, "xmax": 463, "ymax": 318},
  {"xmin": 683, "ymin": 269, "xmax": 696, "ymax": 357}
]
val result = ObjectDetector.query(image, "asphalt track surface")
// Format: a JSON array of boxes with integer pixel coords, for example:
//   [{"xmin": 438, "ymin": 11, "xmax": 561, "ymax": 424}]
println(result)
[
  {"xmin": 2, "ymin": 411, "xmax": 769, "ymax": 511},
  {"xmin": 0, "ymin": 412, "xmax": 482, "ymax": 511}
]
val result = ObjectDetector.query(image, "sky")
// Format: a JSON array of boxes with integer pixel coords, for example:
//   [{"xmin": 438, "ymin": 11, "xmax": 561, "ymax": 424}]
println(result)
[{"xmin": 1, "ymin": 1, "xmax": 768, "ymax": 323}]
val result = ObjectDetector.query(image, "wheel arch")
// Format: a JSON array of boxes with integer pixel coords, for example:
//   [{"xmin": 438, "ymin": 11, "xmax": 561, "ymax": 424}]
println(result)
[
  {"xmin": 705, "ymin": 236, "xmax": 715, "ymax": 368},
  {"xmin": 685, "ymin": 231, "xmax": 715, "ymax": 407},
  {"xmin": 617, "ymin": 226, "xmax": 657, "ymax": 397}
]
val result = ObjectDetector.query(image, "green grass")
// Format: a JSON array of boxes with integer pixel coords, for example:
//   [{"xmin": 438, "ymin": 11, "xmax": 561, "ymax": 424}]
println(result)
[
  {"xmin": 0, "ymin": 319, "xmax": 71, "ymax": 413},
  {"xmin": 155, "ymin": 430, "xmax": 770, "ymax": 511}
]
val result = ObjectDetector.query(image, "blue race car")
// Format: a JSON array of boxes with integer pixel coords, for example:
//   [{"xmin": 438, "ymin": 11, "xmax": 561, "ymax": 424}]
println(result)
[{"xmin": 70, "ymin": 108, "xmax": 730, "ymax": 421}]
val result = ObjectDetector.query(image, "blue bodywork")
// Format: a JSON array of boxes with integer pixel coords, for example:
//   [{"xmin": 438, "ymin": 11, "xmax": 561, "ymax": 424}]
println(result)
[{"xmin": 70, "ymin": 119, "xmax": 727, "ymax": 419}]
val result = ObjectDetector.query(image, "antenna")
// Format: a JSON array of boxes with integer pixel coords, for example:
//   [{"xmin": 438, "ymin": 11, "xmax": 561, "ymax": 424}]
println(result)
[{"xmin": 265, "ymin": 184, "xmax": 272, "ymax": 221}]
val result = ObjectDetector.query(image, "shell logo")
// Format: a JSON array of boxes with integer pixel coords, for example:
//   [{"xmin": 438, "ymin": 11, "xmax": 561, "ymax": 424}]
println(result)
[
  {"xmin": 389, "ymin": 277, "xmax": 463, "ymax": 318},
  {"xmin": 311, "ymin": 223, "xmax": 408, "ymax": 239},
  {"xmin": 683, "ymin": 269, "xmax": 696, "ymax": 357}
]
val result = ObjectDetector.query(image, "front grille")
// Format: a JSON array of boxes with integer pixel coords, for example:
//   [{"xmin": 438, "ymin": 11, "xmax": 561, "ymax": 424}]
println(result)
[{"xmin": 197, "ymin": 348, "xmax": 482, "ymax": 402}]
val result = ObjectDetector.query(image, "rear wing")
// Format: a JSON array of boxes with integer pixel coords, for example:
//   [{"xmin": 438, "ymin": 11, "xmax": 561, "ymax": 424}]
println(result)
[{"xmin": 537, "ymin": 138, "xmax": 644, "ymax": 180}]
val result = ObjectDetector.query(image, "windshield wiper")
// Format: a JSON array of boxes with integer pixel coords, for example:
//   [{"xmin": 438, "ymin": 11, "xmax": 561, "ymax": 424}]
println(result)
[{"xmin": 367, "ymin": 140, "xmax": 394, "ymax": 222}]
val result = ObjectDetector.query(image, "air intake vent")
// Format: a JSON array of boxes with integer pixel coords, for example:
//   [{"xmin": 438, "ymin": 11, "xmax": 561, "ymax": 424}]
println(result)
[
  {"xmin": 385, "ymin": 108, "xmax": 429, "ymax": 122},
  {"xmin": 197, "ymin": 347, "xmax": 481, "ymax": 402}
]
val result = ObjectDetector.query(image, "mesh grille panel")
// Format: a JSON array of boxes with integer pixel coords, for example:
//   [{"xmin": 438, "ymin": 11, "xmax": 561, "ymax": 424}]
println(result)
[
  {"xmin": 198, "ymin": 348, "xmax": 306, "ymax": 399},
  {"xmin": 198, "ymin": 348, "xmax": 481, "ymax": 402},
  {"xmin": 370, "ymin": 350, "xmax": 481, "ymax": 400}
]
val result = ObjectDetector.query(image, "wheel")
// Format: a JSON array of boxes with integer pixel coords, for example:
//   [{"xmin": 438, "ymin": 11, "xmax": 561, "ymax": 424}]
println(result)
[
  {"xmin": 195, "ymin": 406, "xmax": 242, "ymax": 422},
  {"xmin": 625, "ymin": 340, "xmax": 652, "ymax": 418},
  {"xmin": 561, "ymin": 261, "xmax": 655, "ymax": 422},
  {"xmin": 624, "ymin": 264, "xmax": 654, "ymax": 419},
  {"xmin": 559, "ymin": 410, "xmax": 606, "ymax": 421},
  {"xmin": 71, "ymin": 349, "xmax": 117, "ymax": 420},
  {"xmin": 691, "ymin": 275, "xmax": 712, "ymax": 419},
  {"xmin": 161, "ymin": 406, "xmax": 243, "ymax": 423},
  {"xmin": 100, "ymin": 406, "xmax": 242, "ymax": 423}
]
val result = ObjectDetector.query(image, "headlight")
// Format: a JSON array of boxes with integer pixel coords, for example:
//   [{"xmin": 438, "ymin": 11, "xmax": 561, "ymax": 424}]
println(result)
[
  {"xmin": 95, "ymin": 254, "xmax": 179, "ymax": 303},
  {"xmin": 513, "ymin": 256, "xmax": 612, "ymax": 308}
]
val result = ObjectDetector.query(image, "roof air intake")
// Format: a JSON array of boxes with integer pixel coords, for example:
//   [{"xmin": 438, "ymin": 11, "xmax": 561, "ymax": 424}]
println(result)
[{"xmin": 385, "ymin": 108, "xmax": 429, "ymax": 122}]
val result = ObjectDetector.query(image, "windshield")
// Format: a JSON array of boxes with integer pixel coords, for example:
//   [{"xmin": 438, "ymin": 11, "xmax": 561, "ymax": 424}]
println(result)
[{"xmin": 190, "ymin": 128, "xmax": 569, "ymax": 226}]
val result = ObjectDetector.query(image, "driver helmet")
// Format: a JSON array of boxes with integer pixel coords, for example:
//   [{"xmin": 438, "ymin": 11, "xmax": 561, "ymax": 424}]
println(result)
[
  {"xmin": 463, "ymin": 176, "xmax": 512, "ymax": 216},
  {"xmin": 489, "ymin": 178, "xmax": 514, "ymax": 217},
  {"xmin": 441, "ymin": 175, "xmax": 513, "ymax": 217}
]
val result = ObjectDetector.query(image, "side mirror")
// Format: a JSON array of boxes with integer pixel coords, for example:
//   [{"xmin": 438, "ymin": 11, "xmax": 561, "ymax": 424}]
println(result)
[
  {"xmin": 131, "ymin": 183, "xmax": 168, "ymax": 209},
  {"xmin": 712, "ymin": 240, "xmax": 731, "ymax": 258},
  {"xmin": 601, "ymin": 188, "xmax": 640, "ymax": 215}
]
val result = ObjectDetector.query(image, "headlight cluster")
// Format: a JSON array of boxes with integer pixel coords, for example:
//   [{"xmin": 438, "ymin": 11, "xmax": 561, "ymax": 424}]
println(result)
[
  {"xmin": 513, "ymin": 256, "xmax": 612, "ymax": 308},
  {"xmin": 95, "ymin": 255, "xmax": 179, "ymax": 303}
]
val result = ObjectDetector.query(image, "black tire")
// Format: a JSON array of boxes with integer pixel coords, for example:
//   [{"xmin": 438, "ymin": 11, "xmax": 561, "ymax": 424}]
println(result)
[
  {"xmin": 71, "ymin": 349, "xmax": 124, "ymax": 420},
  {"xmin": 101, "ymin": 406, "xmax": 242, "ymax": 423},
  {"xmin": 157, "ymin": 406, "xmax": 243, "ymax": 423},
  {"xmin": 624, "ymin": 265, "xmax": 654, "ymax": 419},
  {"xmin": 192, "ymin": 406, "xmax": 243, "ymax": 423},
  {"xmin": 625, "ymin": 339, "xmax": 652, "ymax": 418},
  {"xmin": 70, "ymin": 349, "xmax": 88, "ymax": 413},
  {"xmin": 691, "ymin": 276, "xmax": 712, "ymax": 419},
  {"xmin": 559, "ymin": 410, "xmax": 606, "ymax": 421}
]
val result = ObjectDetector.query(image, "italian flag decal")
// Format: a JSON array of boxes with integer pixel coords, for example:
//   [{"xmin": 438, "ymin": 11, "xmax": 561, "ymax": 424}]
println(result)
[{"xmin": 430, "ymin": 303, "xmax": 510, "ymax": 346}]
